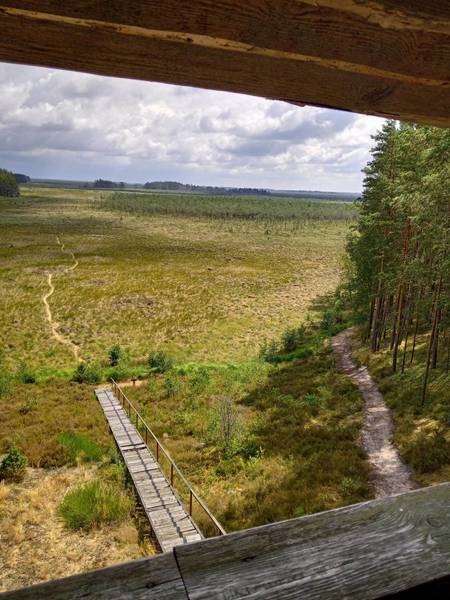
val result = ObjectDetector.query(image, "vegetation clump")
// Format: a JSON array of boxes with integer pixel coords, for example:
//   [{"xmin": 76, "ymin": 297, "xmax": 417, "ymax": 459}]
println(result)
[
  {"xmin": 148, "ymin": 351, "xmax": 173, "ymax": 373},
  {"xmin": 0, "ymin": 168, "xmax": 19, "ymax": 197},
  {"xmin": 57, "ymin": 431, "xmax": 105, "ymax": 464},
  {"xmin": 72, "ymin": 361, "xmax": 102, "ymax": 384},
  {"xmin": 58, "ymin": 479, "xmax": 132, "ymax": 530},
  {"xmin": 108, "ymin": 344, "xmax": 123, "ymax": 366},
  {"xmin": 0, "ymin": 444, "xmax": 27, "ymax": 482}
]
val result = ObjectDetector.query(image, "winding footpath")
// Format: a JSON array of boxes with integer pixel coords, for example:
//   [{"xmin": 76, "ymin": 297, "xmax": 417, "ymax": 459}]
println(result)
[
  {"xmin": 331, "ymin": 327, "xmax": 415, "ymax": 498},
  {"xmin": 42, "ymin": 236, "xmax": 80, "ymax": 362}
]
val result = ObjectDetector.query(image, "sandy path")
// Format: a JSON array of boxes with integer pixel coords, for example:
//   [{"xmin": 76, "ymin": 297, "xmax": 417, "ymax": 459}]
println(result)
[
  {"xmin": 42, "ymin": 236, "xmax": 80, "ymax": 362},
  {"xmin": 331, "ymin": 327, "xmax": 415, "ymax": 498}
]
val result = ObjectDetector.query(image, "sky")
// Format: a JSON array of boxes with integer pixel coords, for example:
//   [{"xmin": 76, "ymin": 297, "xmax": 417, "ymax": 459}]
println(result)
[{"xmin": 0, "ymin": 62, "xmax": 384, "ymax": 193}]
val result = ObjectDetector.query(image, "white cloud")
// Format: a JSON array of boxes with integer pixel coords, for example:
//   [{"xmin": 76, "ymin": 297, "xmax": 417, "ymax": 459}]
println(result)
[{"xmin": 0, "ymin": 63, "xmax": 384, "ymax": 191}]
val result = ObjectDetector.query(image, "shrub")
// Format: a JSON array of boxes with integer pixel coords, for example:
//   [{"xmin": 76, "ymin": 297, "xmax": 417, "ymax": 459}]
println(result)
[
  {"xmin": 281, "ymin": 326, "xmax": 306, "ymax": 353},
  {"xmin": 164, "ymin": 373, "xmax": 181, "ymax": 398},
  {"xmin": 148, "ymin": 351, "xmax": 173, "ymax": 373},
  {"xmin": 0, "ymin": 445, "xmax": 27, "ymax": 481},
  {"xmin": 17, "ymin": 361, "xmax": 37, "ymax": 384},
  {"xmin": 258, "ymin": 340, "xmax": 279, "ymax": 363},
  {"xmin": 108, "ymin": 344, "xmax": 122, "ymax": 367},
  {"xmin": 58, "ymin": 479, "xmax": 132, "ymax": 530},
  {"xmin": 72, "ymin": 362, "xmax": 102, "ymax": 384},
  {"xmin": 0, "ymin": 168, "xmax": 19, "ymax": 197},
  {"xmin": 57, "ymin": 431, "xmax": 105, "ymax": 464}
]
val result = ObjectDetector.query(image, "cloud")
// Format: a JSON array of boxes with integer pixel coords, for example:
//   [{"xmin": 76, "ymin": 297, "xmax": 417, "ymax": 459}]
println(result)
[{"xmin": 0, "ymin": 63, "xmax": 384, "ymax": 191}]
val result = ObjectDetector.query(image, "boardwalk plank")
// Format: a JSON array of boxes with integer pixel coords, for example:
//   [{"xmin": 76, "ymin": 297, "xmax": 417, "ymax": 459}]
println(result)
[{"xmin": 95, "ymin": 387, "xmax": 202, "ymax": 553}]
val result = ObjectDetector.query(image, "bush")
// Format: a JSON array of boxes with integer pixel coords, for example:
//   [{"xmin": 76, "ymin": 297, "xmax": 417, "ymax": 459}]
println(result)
[
  {"xmin": 0, "ymin": 168, "xmax": 19, "ymax": 197},
  {"xmin": 108, "ymin": 344, "xmax": 122, "ymax": 367},
  {"xmin": 72, "ymin": 362, "xmax": 103, "ymax": 384},
  {"xmin": 148, "ymin": 351, "xmax": 173, "ymax": 373},
  {"xmin": 0, "ymin": 444, "xmax": 27, "ymax": 481},
  {"xmin": 258, "ymin": 340, "xmax": 279, "ymax": 363},
  {"xmin": 58, "ymin": 479, "xmax": 132, "ymax": 530},
  {"xmin": 281, "ymin": 326, "xmax": 306, "ymax": 353},
  {"xmin": 164, "ymin": 373, "xmax": 181, "ymax": 398},
  {"xmin": 57, "ymin": 431, "xmax": 105, "ymax": 464},
  {"xmin": 17, "ymin": 361, "xmax": 37, "ymax": 384}
]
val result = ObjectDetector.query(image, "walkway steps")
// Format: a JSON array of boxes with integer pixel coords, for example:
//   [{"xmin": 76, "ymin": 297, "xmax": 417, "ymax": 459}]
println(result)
[{"xmin": 95, "ymin": 388, "xmax": 202, "ymax": 552}]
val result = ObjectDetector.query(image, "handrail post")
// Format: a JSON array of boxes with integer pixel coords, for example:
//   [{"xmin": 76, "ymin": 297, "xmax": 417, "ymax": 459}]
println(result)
[
  {"xmin": 170, "ymin": 463, "xmax": 174, "ymax": 485},
  {"xmin": 189, "ymin": 490, "xmax": 193, "ymax": 516},
  {"xmin": 156, "ymin": 442, "xmax": 159, "ymax": 461}
]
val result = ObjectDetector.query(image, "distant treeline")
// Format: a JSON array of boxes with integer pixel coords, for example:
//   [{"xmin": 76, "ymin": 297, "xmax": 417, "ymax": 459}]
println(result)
[
  {"xmin": 346, "ymin": 122, "xmax": 449, "ymax": 403},
  {"xmin": 98, "ymin": 192, "xmax": 356, "ymax": 222},
  {"xmin": 143, "ymin": 181, "xmax": 270, "ymax": 195}
]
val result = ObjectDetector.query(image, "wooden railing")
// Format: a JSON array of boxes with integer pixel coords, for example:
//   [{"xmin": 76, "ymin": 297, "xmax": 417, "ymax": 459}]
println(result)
[
  {"xmin": 110, "ymin": 378, "xmax": 226, "ymax": 537},
  {"xmin": 3, "ymin": 482, "xmax": 450, "ymax": 599}
]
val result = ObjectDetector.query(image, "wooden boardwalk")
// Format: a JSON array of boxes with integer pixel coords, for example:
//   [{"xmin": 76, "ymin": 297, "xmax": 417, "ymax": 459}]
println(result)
[{"xmin": 95, "ymin": 388, "xmax": 202, "ymax": 552}]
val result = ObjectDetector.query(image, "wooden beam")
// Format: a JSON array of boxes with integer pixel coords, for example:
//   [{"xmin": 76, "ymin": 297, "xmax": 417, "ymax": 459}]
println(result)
[
  {"xmin": 0, "ymin": 553, "xmax": 187, "ymax": 599},
  {"xmin": 0, "ymin": 1, "xmax": 449, "ymax": 125},
  {"xmin": 2, "ymin": 483, "xmax": 450, "ymax": 599}
]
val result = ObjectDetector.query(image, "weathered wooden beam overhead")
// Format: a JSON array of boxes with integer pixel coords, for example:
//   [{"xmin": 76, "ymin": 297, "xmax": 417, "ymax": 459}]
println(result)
[
  {"xmin": 0, "ymin": 1, "xmax": 449, "ymax": 125},
  {"xmin": 2, "ymin": 483, "xmax": 450, "ymax": 599}
]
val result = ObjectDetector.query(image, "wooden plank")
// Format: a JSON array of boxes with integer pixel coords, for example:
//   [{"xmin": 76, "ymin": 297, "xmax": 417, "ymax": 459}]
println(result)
[
  {"xmin": 174, "ymin": 483, "xmax": 450, "ymax": 600},
  {"xmin": 0, "ymin": 1, "xmax": 448, "ymax": 125},
  {"xmin": 0, "ymin": 553, "xmax": 187, "ymax": 600},
  {"xmin": 95, "ymin": 388, "xmax": 202, "ymax": 553}
]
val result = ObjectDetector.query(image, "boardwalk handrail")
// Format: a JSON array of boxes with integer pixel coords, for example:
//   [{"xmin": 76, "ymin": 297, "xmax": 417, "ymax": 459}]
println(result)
[{"xmin": 110, "ymin": 378, "xmax": 226, "ymax": 537}]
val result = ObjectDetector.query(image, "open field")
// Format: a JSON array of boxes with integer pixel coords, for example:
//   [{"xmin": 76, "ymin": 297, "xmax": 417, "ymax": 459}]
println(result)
[
  {"xmin": 0, "ymin": 188, "xmax": 352, "ymax": 373},
  {"xmin": 1, "ymin": 187, "xmax": 370, "ymax": 590}
]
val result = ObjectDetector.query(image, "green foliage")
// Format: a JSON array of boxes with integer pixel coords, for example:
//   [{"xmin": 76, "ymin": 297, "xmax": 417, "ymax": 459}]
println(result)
[
  {"xmin": 0, "ymin": 444, "xmax": 27, "ymax": 481},
  {"xmin": 57, "ymin": 431, "xmax": 105, "ymax": 464},
  {"xmin": 148, "ymin": 351, "xmax": 174, "ymax": 373},
  {"xmin": 72, "ymin": 361, "xmax": 103, "ymax": 384},
  {"xmin": 58, "ymin": 479, "xmax": 132, "ymax": 530},
  {"xmin": 17, "ymin": 361, "xmax": 37, "ymax": 384},
  {"xmin": 108, "ymin": 344, "xmax": 122, "ymax": 366},
  {"xmin": 101, "ymin": 192, "xmax": 356, "ymax": 222},
  {"xmin": 164, "ymin": 373, "xmax": 181, "ymax": 398},
  {"xmin": 0, "ymin": 168, "xmax": 19, "ymax": 197},
  {"xmin": 281, "ymin": 326, "xmax": 306, "ymax": 352}
]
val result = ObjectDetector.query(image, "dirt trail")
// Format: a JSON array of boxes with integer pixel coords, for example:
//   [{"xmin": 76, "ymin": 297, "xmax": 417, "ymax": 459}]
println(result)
[
  {"xmin": 42, "ymin": 236, "xmax": 80, "ymax": 362},
  {"xmin": 331, "ymin": 327, "xmax": 415, "ymax": 498}
]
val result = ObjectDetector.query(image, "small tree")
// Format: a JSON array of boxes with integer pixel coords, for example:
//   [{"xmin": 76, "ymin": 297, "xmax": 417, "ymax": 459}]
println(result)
[
  {"xmin": 0, "ymin": 445, "xmax": 28, "ymax": 481},
  {"xmin": 108, "ymin": 344, "xmax": 122, "ymax": 366},
  {"xmin": 0, "ymin": 168, "xmax": 19, "ymax": 197}
]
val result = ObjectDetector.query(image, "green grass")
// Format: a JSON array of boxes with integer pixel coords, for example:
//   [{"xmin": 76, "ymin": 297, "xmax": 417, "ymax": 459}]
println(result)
[
  {"xmin": 124, "ymin": 332, "xmax": 370, "ymax": 533},
  {"xmin": 56, "ymin": 432, "xmax": 105, "ymax": 464},
  {"xmin": 58, "ymin": 479, "xmax": 132, "ymax": 530},
  {"xmin": 0, "ymin": 187, "xmax": 351, "ymax": 371}
]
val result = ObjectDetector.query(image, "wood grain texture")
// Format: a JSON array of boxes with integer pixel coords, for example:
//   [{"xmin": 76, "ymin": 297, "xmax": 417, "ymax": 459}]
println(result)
[
  {"xmin": 2, "ymin": 484, "xmax": 450, "ymax": 598},
  {"xmin": 0, "ymin": 553, "xmax": 187, "ymax": 600},
  {"xmin": 0, "ymin": 1, "xmax": 449, "ymax": 125},
  {"xmin": 174, "ymin": 483, "xmax": 450, "ymax": 599}
]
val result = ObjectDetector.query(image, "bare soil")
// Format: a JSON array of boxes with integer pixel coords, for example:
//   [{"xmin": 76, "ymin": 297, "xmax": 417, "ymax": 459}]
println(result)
[{"xmin": 331, "ymin": 327, "xmax": 415, "ymax": 497}]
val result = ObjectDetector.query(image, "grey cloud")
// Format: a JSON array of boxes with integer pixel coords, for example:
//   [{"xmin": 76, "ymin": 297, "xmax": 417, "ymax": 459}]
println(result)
[{"xmin": 0, "ymin": 63, "xmax": 384, "ymax": 192}]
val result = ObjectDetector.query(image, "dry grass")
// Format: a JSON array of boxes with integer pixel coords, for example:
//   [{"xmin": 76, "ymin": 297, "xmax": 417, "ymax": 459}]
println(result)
[
  {"xmin": 0, "ymin": 381, "xmax": 112, "ymax": 466},
  {"xmin": 0, "ymin": 466, "xmax": 156, "ymax": 593},
  {"xmin": 0, "ymin": 188, "xmax": 350, "ymax": 371}
]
